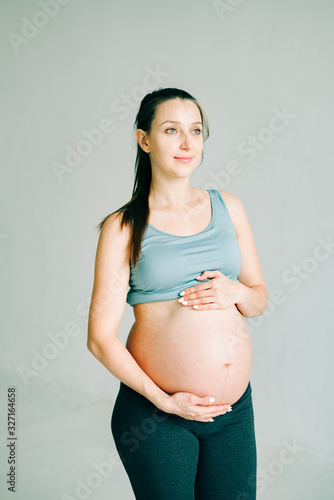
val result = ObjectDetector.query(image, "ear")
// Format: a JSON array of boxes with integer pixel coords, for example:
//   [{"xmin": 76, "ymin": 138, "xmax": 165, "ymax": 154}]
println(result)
[{"xmin": 135, "ymin": 129, "xmax": 150, "ymax": 153}]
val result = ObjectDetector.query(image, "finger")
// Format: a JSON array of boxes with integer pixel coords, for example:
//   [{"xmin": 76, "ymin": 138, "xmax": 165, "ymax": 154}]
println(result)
[
  {"xmin": 192, "ymin": 410, "xmax": 231, "ymax": 422},
  {"xmin": 187, "ymin": 397, "xmax": 233, "ymax": 415},
  {"xmin": 193, "ymin": 405, "xmax": 233, "ymax": 417},
  {"xmin": 192, "ymin": 303, "xmax": 219, "ymax": 310},
  {"xmin": 189, "ymin": 395, "xmax": 222, "ymax": 406},
  {"xmin": 183, "ymin": 292, "xmax": 214, "ymax": 303},
  {"xmin": 180, "ymin": 280, "xmax": 213, "ymax": 296},
  {"xmin": 180, "ymin": 296, "xmax": 216, "ymax": 307},
  {"xmin": 186, "ymin": 287, "xmax": 213, "ymax": 300},
  {"xmin": 191, "ymin": 296, "xmax": 216, "ymax": 305},
  {"xmin": 197, "ymin": 408, "xmax": 232, "ymax": 419},
  {"xmin": 195, "ymin": 403, "xmax": 232, "ymax": 411},
  {"xmin": 191, "ymin": 394, "xmax": 231, "ymax": 408}
]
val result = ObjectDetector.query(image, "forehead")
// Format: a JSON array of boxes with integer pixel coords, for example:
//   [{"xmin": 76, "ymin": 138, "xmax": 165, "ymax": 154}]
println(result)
[{"xmin": 154, "ymin": 98, "xmax": 202, "ymax": 124}]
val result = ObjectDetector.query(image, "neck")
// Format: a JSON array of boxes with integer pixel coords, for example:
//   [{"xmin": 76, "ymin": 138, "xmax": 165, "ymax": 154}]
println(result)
[{"xmin": 149, "ymin": 182, "xmax": 197, "ymax": 208}]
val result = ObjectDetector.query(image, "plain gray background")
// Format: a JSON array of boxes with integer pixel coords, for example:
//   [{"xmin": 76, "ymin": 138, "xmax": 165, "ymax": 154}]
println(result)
[{"xmin": 1, "ymin": 0, "xmax": 333, "ymax": 498}]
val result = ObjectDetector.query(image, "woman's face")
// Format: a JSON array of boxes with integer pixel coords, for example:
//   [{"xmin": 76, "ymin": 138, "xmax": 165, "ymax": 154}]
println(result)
[{"xmin": 137, "ymin": 98, "xmax": 204, "ymax": 178}]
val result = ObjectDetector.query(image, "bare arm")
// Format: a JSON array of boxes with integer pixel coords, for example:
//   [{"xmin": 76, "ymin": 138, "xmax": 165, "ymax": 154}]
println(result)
[
  {"xmin": 87, "ymin": 212, "xmax": 170, "ymax": 410},
  {"xmin": 220, "ymin": 191, "xmax": 268, "ymax": 318}
]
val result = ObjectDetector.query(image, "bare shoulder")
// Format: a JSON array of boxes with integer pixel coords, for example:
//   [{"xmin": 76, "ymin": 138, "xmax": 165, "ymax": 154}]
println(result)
[
  {"xmin": 218, "ymin": 190, "xmax": 242, "ymax": 208},
  {"xmin": 218, "ymin": 190, "xmax": 246, "ymax": 237},
  {"xmin": 99, "ymin": 211, "xmax": 132, "ymax": 243},
  {"xmin": 96, "ymin": 211, "xmax": 132, "ymax": 273}
]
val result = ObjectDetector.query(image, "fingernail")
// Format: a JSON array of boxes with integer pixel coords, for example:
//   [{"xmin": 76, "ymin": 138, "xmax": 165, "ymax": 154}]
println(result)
[
  {"xmin": 195, "ymin": 275, "xmax": 201, "ymax": 279},
  {"xmin": 228, "ymin": 407, "xmax": 232, "ymax": 412},
  {"xmin": 180, "ymin": 291, "xmax": 185, "ymax": 296},
  {"xmin": 182, "ymin": 300, "xmax": 188, "ymax": 305},
  {"xmin": 209, "ymin": 397, "xmax": 215, "ymax": 403},
  {"xmin": 178, "ymin": 297, "xmax": 184, "ymax": 303}
]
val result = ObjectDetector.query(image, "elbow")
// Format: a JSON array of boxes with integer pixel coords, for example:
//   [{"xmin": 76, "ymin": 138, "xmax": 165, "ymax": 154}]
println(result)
[
  {"xmin": 87, "ymin": 337, "xmax": 106, "ymax": 361},
  {"xmin": 87, "ymin": 327, "xmax": 117, "ymax": 356},
  {"xmin": 260, "ymin": 288, "xmax": 269, "ymax": 315},
  {"xmin": 251, "ymin": 289, "xmax": 269, "ymax": 318},
  {"xmin": 241, "ymin": 288, "xmax": 268, "ymax": 319},
  {"xmin": 87, "ymin": 336, "xmax": 98, "ymax": 356},
  {"xmin": 87, "ymin": 326, "xmax": 101, "ymax": 355},
  {"xmin": 87, "ymin": 338, "xmax": 95, "ymax": 352},
  {"xmin": 87, "ymin": 317, "xmax": 102, "ymax": 353}
]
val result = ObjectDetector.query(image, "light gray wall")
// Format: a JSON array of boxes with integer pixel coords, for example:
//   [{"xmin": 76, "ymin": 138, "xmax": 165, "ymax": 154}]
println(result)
[{"xmin": 1, "ymin": 0, "xmax": 333, "ymax": 499}]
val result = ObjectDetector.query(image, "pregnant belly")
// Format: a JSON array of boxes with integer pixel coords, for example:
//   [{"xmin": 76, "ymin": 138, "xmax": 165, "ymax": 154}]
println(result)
[{"xmin": 126, "ymin": 301, "xmax": 253, "ymax": 406}]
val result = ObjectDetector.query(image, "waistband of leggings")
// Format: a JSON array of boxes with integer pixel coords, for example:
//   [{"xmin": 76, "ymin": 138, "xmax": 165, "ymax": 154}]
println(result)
[
  {"xmin": 119, "ymin": 380, "xmax": 252, "ymax": 408},
  {"xmin": 233, "ymin": 380, "xmax": 252, "ymax": 408}
]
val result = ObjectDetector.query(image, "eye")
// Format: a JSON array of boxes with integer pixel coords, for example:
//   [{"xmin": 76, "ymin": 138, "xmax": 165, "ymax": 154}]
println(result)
[{"xmin": 165, "ymin": 127, "xmax": 202, "ymax": 134}]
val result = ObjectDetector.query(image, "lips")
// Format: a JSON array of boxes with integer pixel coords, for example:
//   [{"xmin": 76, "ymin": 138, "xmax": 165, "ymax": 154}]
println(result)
[{"xmin": 174, "ymin": 157, "xmax": 194, "ymax": 161}]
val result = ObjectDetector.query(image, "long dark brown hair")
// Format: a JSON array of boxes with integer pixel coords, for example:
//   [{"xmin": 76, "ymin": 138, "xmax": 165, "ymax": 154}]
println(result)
[{"xmin": 95, "ymin": 87, "xmax": 210, "ymax": 268}]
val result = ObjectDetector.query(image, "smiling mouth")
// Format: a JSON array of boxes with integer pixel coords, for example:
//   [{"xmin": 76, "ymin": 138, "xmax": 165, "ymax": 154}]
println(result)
[{"xmin": 174, "ymin": 157, "xmax": 194, "ymax": 160}]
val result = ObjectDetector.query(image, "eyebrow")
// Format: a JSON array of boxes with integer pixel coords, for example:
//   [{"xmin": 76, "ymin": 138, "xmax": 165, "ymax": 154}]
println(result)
[{"xmin": 160, "ymin": 120, "xmax": 202, "ymax": 126}]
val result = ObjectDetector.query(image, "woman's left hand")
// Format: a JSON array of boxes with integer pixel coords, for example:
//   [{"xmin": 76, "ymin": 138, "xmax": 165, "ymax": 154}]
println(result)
[{"xmin": 178, "ymin": 270, "xmax": 242, "ymax": 310}]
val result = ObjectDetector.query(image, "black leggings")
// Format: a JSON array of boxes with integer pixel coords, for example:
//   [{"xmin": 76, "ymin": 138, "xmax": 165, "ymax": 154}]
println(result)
[{"xmin": 111, "ymin": 380, "xmax": 257, "ymax": 500}]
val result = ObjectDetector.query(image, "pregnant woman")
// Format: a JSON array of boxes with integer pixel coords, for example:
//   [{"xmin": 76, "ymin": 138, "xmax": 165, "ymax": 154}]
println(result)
[{"xmin": 87, "ymin": 87, "xmax": 268, "ymax": 499}]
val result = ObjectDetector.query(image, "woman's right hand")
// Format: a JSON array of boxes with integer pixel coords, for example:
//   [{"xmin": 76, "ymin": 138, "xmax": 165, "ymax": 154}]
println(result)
[{"xmin": 161, "ymin": 391, "xmax": 232, "ymax": 422}]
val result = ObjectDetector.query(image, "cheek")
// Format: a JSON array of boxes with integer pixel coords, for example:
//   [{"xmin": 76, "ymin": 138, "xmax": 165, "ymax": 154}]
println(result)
[
  {"xmin": 158, "ymin": 137, "xmax": 176, "ymax": 151},
  {"xmin": 151, "ymin": 143, "xmax": 168, "ymax": 159},
  {"xmin": 197, "ymin": 137, "xmax": 204, "ymax": 148}
]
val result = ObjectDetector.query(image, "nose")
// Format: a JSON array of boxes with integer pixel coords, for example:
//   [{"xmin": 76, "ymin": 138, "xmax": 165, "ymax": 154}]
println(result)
[{"xmin": 180, "ymin": 133, "xmax": 193, "ymax": 150}]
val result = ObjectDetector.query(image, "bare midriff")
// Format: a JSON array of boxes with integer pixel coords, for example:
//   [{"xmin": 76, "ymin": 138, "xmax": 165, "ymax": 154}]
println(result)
[{"xmin": 125, "ymin": 299, "xmax": 253, "ymax": 406}]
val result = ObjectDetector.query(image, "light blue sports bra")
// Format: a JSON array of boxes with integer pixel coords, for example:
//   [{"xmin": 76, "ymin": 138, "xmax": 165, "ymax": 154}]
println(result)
[{"xmin": 126, "ymin": 189, "xmax": 242, "ymax": 306}]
